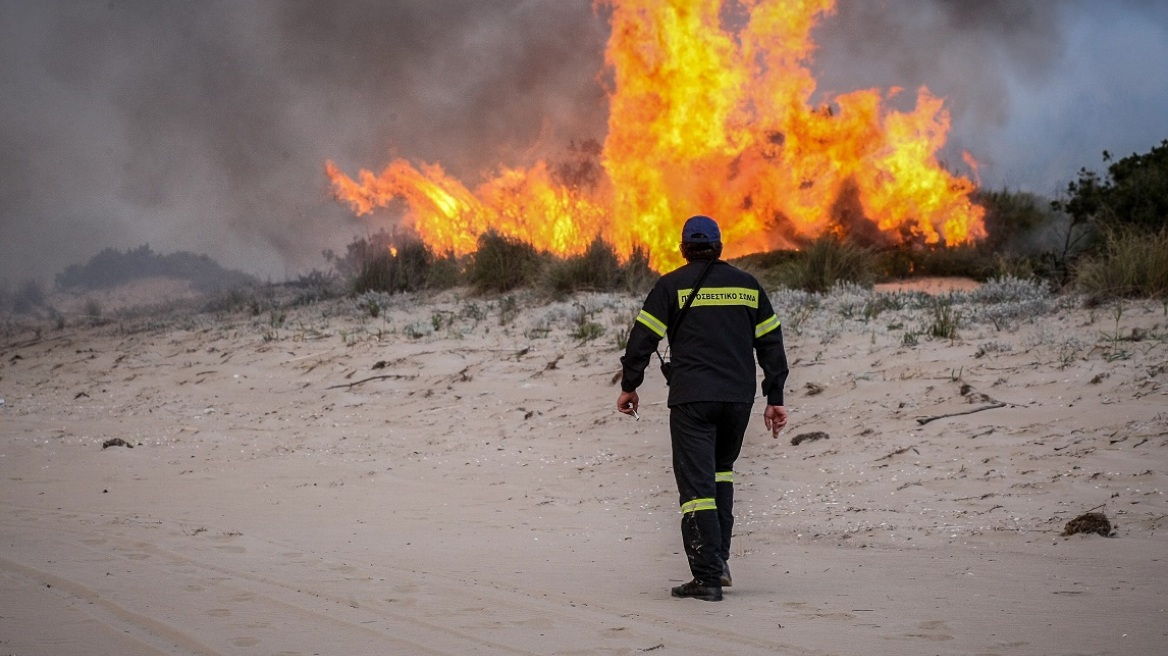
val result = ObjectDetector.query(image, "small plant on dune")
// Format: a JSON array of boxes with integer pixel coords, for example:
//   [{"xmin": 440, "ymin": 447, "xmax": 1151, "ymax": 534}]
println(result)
[
  {"xmin": 460, "ymin": 301, "xmax": 487, "ymax": 323},
  {"xmin": 901, "ymin": 329, "xmax": 918, "ymax": 347},
  {"xmin": 498, "ymin": 295, "xmax": 520, "ymax": 326},
  {"xmin": 574, "ymin": 321, "xmax": 605, "ymax": 342},
  {"xmin": 431, "ymin": 311, "xmax": 454, "ymax": 332},
  {"xmin": 614, "ymin": 328, "xmax": 629, "ymax": 350},
  {"xmin": 862, "ymin": 294, "xmax": 902, "ymax": 323},
  {"xmin": 928, "ymin": 298, "xmax": 960, "ymax": 340},
  {"xmin": 354, "ymin": 291, "xmax": 390, "ymax": 319},
  {"xmin": 571, "ymin": 303, "xmax": 606, "ymax": 342},
  {"xmin": 1100, "ymin": 301, "xmax": 1132, "ymax": 362},
  {"xmin": 1056, "ymin": 339, "xmax": 1083, "ymax": 368}
]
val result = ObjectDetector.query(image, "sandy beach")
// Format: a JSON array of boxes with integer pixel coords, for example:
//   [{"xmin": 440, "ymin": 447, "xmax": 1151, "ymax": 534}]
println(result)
[{"xmin": 2, "ymin": 278, "xmax": 1165, "ymax": 655}]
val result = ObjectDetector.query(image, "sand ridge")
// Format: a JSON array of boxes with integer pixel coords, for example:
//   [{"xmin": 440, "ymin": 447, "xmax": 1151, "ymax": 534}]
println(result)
[{"xmin": 1, "ymin": 281, "xmax": 1165, "ymax": 655}]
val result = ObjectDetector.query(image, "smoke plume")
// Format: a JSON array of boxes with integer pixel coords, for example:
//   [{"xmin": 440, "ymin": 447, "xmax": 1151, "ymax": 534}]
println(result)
[{"xmin": 1, "ymin": 0, "xmax": 1164, "ymax": 283}]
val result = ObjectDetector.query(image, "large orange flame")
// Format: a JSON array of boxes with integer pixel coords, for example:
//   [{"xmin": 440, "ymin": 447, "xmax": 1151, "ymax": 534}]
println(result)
[{"xmin": 327, "ymin": 0, "xmax": 985, "ymax": 271}]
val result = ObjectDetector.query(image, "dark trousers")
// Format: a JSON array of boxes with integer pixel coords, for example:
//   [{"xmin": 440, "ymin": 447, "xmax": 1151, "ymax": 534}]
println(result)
[{"xmin": 669, "ymin": 401, "xmax": 752, "ymax": 586}]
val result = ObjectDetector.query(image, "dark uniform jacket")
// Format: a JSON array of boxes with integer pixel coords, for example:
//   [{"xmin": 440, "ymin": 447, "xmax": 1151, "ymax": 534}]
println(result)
[{"xmin": 620, "ymin": 259, "xmax": 789, "ymax": 407}]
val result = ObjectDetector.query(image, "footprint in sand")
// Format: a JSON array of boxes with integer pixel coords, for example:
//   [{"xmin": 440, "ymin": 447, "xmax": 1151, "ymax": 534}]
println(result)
[{"xmin": 905, "ymin": 619, "xmax": 954, "ymax": 641}]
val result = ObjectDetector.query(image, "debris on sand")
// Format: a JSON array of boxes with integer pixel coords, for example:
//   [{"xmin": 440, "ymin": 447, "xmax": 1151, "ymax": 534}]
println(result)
[
  {"xmin": 791, "ymin": 431, "xmax": 829, "ymax": 446},
  {"xmin": 1062, "ymin": 511, "xmax": 1113, "ymax": 537},
  {"xmin": 102, "ymin": 438, "xmax": 133, "ymax": 449}
]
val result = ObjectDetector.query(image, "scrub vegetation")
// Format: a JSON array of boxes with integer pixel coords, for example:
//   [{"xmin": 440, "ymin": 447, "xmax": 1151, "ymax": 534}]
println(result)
[{"xmin": 3, "ymin": 141, "xmax": 1164, "ymax": 325}]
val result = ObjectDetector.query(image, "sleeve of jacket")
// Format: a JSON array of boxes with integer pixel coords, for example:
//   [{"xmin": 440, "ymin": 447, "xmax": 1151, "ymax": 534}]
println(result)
[
  {"xmin": 753, "ymin": 287, "xmax": 789, "ymax": 405},
  {"xmin": 619, "ymin": 280, "xmax": 671, "ymax": 393}
]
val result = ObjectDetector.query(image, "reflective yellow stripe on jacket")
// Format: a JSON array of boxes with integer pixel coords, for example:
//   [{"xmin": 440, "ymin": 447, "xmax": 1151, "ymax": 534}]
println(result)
[
  {"xmin": 680, "ymin": 498, "xmax": 717, "ymax": 514},
  {"xmin": 715, "ymin": 471, "xmax": 733, "ymax": 483},
  {"xmin": 636, "ymin": 310, "xmax": 667, "ymax": 337},
  {"xmin": 755, "ymin": 314, "xmax": 781, "ymax": 338}
]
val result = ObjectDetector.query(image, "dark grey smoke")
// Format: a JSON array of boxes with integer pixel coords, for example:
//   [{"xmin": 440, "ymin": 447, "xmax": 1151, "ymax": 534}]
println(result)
[
  {"xmin": 1, "ymin": 0, "xmax": 1164, "ymax": 284},
  {"xmin": 0, "ymin": 0, "xmax": 608, "ymax": 284},
  {"xmin": 813, "ymin": 0, "xmax": 1168, "ymax": 195}
]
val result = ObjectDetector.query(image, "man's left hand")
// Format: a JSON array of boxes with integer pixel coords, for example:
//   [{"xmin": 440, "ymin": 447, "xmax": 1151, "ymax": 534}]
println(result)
[{"xmin": 617, "ymin": 390, "xmax": 639, "ymax": 416}]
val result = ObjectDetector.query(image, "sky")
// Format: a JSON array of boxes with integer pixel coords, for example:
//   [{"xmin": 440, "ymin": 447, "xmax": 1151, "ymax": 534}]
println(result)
[{"xmin": 1, "ymin": 0, "xmax": 1166, "ymax": 284}]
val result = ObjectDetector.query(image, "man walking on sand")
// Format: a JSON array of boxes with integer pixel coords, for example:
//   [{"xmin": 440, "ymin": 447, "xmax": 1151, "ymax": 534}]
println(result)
[{"xmin": 617, "ymin": 215, "xmax": 790, "ymax": 602}]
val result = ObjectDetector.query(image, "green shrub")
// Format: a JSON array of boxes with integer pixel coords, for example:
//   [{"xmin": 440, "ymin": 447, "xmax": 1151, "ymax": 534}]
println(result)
[
  {"xmin": 542, "ymin": 238, "xmax": 661, "ymax": 297},
  {"xmin": 619, "ymin": 244, "xmax": 658, "ymax": 294},
  {"xmin": 974, "ymin": 187, "xmax": 1057, "ymax": 254},
  {"xmin": 426, "ymin": 250, "xmax": 463, "ymax": 289},
  {"xmin": 289, "ymin": 269, "xmax": 345, "ymax": 306},
  {"xmin": 879, "ymin": 244, "xmax": 995, "ymax": 281},
  {"xmin": 544, "ymin": 236, "xmax": 619, "ymax": 296},
  {"xmin": 352, "ymin": 239, "xmax": 457, "ymax": 294},
  {"xmin": 325, "ymin": 230, "xmax": 394, "ymax": 280},
  {"xmin": 468, "ymin": 230, "xmax": 547, "ymax": 294},
  {"xmin": 573, "ymin": 321, "xmax": 605, "ymax": 341},
  {"xmin": 352, "ymin": 254, "xmax": 395, "ymax": 294},
  {"xmin": 1074, "ymin": 228, "xmax": 1168, "ymax": 303},
  {"xmin": 774, "ymin": 236, "xmax": 877, "ymax": 292},
  {"xmin": 1055, "ymin": 140, "xmax": 1168, "ymax": 235},
  {"xmin": 729, "ymin": 250, "xmax": 802, "ymax": 289}
]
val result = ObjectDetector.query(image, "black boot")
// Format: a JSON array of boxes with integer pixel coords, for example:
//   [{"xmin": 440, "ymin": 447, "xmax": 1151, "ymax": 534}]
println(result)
[
  {"xmin": 671, "ymin": 579, "xmax": 723, "ymax": 602},
  {"xmin": 720, "ymin": 559, "xmax": 732, "ymax": 587}
]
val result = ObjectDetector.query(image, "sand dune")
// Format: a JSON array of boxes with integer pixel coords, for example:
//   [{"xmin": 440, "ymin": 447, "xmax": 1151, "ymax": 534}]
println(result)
[{"xmin": 2, "ymin": 280, "xmax": 1165, "ymax": 655}]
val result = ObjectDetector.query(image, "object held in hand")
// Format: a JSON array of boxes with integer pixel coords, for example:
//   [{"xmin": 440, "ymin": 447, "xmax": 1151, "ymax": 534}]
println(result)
[{"xmin": 631, "ymin": 409, "xmax": 640, "ymax": 420}]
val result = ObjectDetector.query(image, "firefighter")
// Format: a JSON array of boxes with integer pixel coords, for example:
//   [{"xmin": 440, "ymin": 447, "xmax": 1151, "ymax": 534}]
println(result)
[{"xmin": 616, "ymin": 215, "xmax": 789, "ymax": 602}]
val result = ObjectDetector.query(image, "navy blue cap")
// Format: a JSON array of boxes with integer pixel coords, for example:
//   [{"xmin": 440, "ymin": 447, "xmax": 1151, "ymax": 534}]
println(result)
[{"xmin": 681, "ymin": 215, "xmax": 721, "ymax": 244}]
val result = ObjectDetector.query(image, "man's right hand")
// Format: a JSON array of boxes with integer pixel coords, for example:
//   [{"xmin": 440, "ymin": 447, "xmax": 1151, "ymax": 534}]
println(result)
[{"xmin": 764, "ymin": 405, "xmax": 788, "ymax": 438}]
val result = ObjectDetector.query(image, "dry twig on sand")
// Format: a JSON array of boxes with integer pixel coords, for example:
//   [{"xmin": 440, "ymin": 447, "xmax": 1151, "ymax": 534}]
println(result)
[
  {"xmin": 916, "ymin": 402, "xmax": 1007, "ymax": 425},
  {"xmin": 326, "ymin": 373, "xmax": 418, "ymax": 390},
  {"xmin": 876, "ymin": 443, "xmax": 919, "ymax": 461}
]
